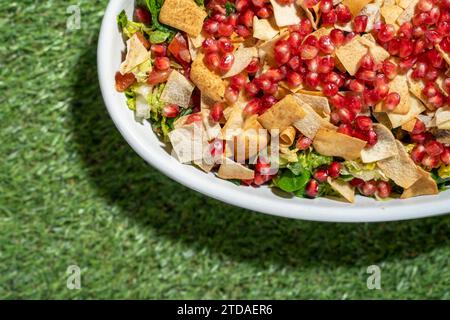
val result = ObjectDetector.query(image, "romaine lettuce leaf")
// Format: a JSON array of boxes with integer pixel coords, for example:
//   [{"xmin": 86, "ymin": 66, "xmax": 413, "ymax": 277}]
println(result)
[
  {"xmin": 117, "ymin": 11, "xmax": 153, "ymax": 39},
  {"xmin": 145, "ymin": 0, "xmax": 176, "ymax": 39},
  {"xmin": 342, "ymin": 159, "xmax": 388, "ymax": 181}
]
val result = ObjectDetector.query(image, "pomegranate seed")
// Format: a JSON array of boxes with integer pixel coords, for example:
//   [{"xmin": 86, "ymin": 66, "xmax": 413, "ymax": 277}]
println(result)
[
  {"xmin": 217, "ymin": 37, "xmax": 234, "ymax": 53},
  {"xmin": 387, "ymin": 38, "xmax": 401, "ymax": 55},
  {"xmin": 286, "ymin": 71, "xmax": 303, "ymax": 88},
  {"xmin": 440, "ymin": 148, "xmax": 450, "ymax": 165},
  {"xmin": 413, "ymin": 12, "xmax": 429, "ymax": 26},
  {"xmin": 239, "ymin": 9, "xmax": 254, "ymax": 28},
  {"xmin": 212, "ymin": 13, "xmax": 227, "ymax": 23},
  {"xmin": 255, "ymin": 76, "xmax": 272, "ymax": 91},
  {"xmin": 230, "ymin": 74, "xmax": 246, "ymax": 89},
  {"xmin": 260, "ymin": 94, "xmax": 277, "ymax": 110},
  {"xmin": 306, "ymin": 56, "xmax": 319, "ymax": 72},
  {"xmin": 412, "ymin": 62, "xmax": 427, "ymax": 79},
  {"xmin": 384, "ymin": 92, "xmax": 401, "ymax": 111},
  {"xmin": 300, "ymin": 44, "xmax": 319, "ymax": 60},
  {"xmin": 235, "ymin": 0, "xmax": 250, "ymax": 12},
  {"xmin": 356, "ymin": 69, "xmax": 377, "ymax": 81},
  {"xmin": 296, "ymin": 135, "xmax": 313, "ymax": 150},
  {"xmin": 210, "ymin": 102, "xmax": 224, "ymax": 122},
  {"xmin": 319, "ymin": 0, "xmax": 333, "ymax": 14},
  {"xmin": 246, "ymin": 57, "xmax": 260, "ymax": 74},
  {"xmin": 429, "ymin": 93, "xmax": 445, "ymax": 108},
  {"xmin": 202, "ymin": 38, "xmax": 219, "ymax": 53},
  {"xmin": 134, "ymin": 6, "xmax": 151, "ymax": 24},
  {"xmin": 336, "ymin": 4, "xmax": 352, "ymax": 24},
  {"xmin": 422, "ymin": 154, "xmax": 440, "ymax": 168},
  {"xmin": 418, "ymin": 0, "xmax": 433, "ymax": 12},
  {"xmin": 355, "ymin": 115, "xmax": 373, "ymax": 132},
  {"xmin": 328, "ymin": 161, "xmax": 341, "ymax": 178},
  {"xmin": 218, "ymin": 52, "xmax": 235, "ymax": 72},
  {"xmin": 224, "ymin": 85, "xmax": 239, "ymax": 104},
  {"xmin": 150, "ymin": 44, "xmax": 167, "ymax": 57},
  {"xmin": 412, "ymin": 119, "xmax": 426, "ymax": 134},
  {"xmin": 322, "ymin": 10, "xmax": 337, "ymax": 26},
  {"xmin": 422, "ymin": 82, "xmax": 438, "ymax": 98},
  {"xmin": 305, "ymin": 72, "xmax": 320, "ymax": 87},
  {"xmin": 322, "ymin": 82, "xmax": 338, "ymax": 96},
  {"xmin": 361, "ymin": 180, "xmax": 377, "ymax": 196},
  {"xmin": 330, "ymin": 94, "xmax": 346, "ymax": 108},
  {"xmin": 253, "ymin": 173, "xmax": 273, "ymax": 186},
  {"xmin": 244, "ymin": 81, "xmax": 259, "ymax": 96},
  {"xmin": 287, "ymin": 55, "xmax": 301, "ymax": 71},
  {"xmin": 425, "ymin": 30, "xmax": 443, "ymax": 44},
  {"xmin": 350, "ymin": 178, "xmax": 365, "ymax": 188},
  {"xmin": 314, "ymin": 168, "xmax": 329, "ymax": 183},
  {"xmin": 398, "ymin": 57, "xmax": 417, "ymax": 73},
  {"xmin": 347, "ymin": 79, "xmax": 365, "ymax": 93},
  {"xmin": 413, "ymin": 25, "xmax": 426, "ymax": 38},
  {"xmin": 317, "ymin": 56, "xmax": 335, "ymax": 73},
  {"xmin": 377, "ymin": 181, "xmax": 392, "ymax": 198},
  {"xmin": 337, "ymin": 123, "xmax": 353, "ymax": 135},
  {"xmin": 274, "ymin": 40, "xmax": 291, "ymax": 65},
  {"xmin": 347, "ymin": 96, "xmax": 363, "ymax": 113},
  {"xmin": 154, "ymin": 57, "xmax": 170, "ymax": 70},
  {"xmin": 318, "ymin": 35, "xmax": 335, "ymax": 54},
  {"xmin": 427, "ymin": 49, "xmax": 444, "ymax": 68},
  {"xmin": 305, "ymin": 179, "xmax": 319, "ymax": 198},
  {"xmin": 218, "ymin": 22, "xmax": 234, "ymax": 36},
  {"xmin": 444, "ymin": 78, "xmax": 450, "ymax": 94},
  {"xmin": 437, "ymin": 20, "xmax": 450, "ymax": 35},
  {"xmin": 398, "ymin": 38, "xmax": 414, "ymax": 58},
  {"xmin": 398, "ymin": 22, "xmax": 413, "ymax": 39},
  {"xmin": 359, "ymin": 53, "xmax": 375, "ymax": 70},
  {"xmin": 228, "ymin": 13, "xmax": 238, "ymax": 26},
  {"xmin": 243, "ymin": 98, "xmax": 262, "ymax": 115},
  {"xmin": 235, "ymin": 25, "xmax": 251, "ymax": 38},
  {"xmin": 303, "ymin": 0, "xmax": 319, "ymax": 8},
  {"xmin": 353, "ymin": 15, "xmax": 368, "ymax": 33},
  {"xmin": 429, "ymin": 7, "xmax": 441, "ymax": 24},
  {"xmin": 345, "ymin": 32, "xmax": 356, "ymax": 44},
  {"xmin": 378, "ymin": 23, "xmax": 396, "ymax": 42},
  {"xmin": 304, "ymin": 35, "xmax": 318, "ymax": 46},
  {"xmin": 162, "ymin": 104, "xmax": 180, "ymax": 118},
  {"xmin": 147, "ymin": 69, "xmax": 172, "ymax": 85},
  {"xmin": 425, "ymin": 140, "xmax": 444, "ymax": 156},
  {"xmin": 203, "ymin": 19, "xmax": 219, "ymax": 35},
  {"xmin": 256, "ymin": 6, "xmax": 271, "ymax": 19},
  {"xmin": 185, "ymin": 113, "xmax": 202, "ymax": 125},
  {"xmin": 330, "ymin": 29, "xmax": 345, "ymax": 46},
  {"xmin": 205, "ymin": 52, "xmax": 220, "ymax": 70},
  {"xmin": 338, "ymin": 107, "xmax": 355, "ymax": 124},
  {"xmin": 367, "ymin": 129, "xmax": 378, "ymax": 146},
  {"xmin": 411, "ymin": 144, "xmax": 426, "ymax": 163}
]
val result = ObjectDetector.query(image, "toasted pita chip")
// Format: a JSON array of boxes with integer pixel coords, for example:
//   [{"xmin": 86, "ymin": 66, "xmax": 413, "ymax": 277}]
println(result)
[
  {"xmin": 189, "ymin": 33, "xmax": 205, "ymax": 48},
  {"xmin": 335, "ymin": 35, "xmax": 369, "ymax": 75},
  {"xmin": 383, "ymin": 94, "xmax": 426, "ymax": 128},
  {"xmin": 397, "ymin": 0, "xmax": 411, "ymax": 9},
  {"xmin": 258, "ymin": 95, "xmax": 306, "ymax": 132},
  {"xmin": 377, "ymin": 140, "xmax": 422, "ymax": 188},
  {"xmin": 359, "ymin": 34, "xmax": 390, "ymax": 64},
  {"xmin": 257, "ymin": 32, "xmax": 289, "ymax": 65},
  {"xmin": 160, "ymin": 70, "xmax": 195, "ymax": 108},
  {"xmin": 222, "ymin": 46, "xmax": 257, "ymax": 78},
  {"xmin": 436, "ymin": 44, "xmax": 450, "ymax": 66},
  {"xmin": 169, "ymin": 124, "xmax": 207, "ymax": 163},
  {"xmin": 280, "ymin": 126, "xmax": 297, "ymax": 148},
  {"xmin": 253, "ymin": 17, "xmax": 279, "ymax": 41},
  {"xmin": 327, "ymin": 178, "xmax": 356, "ymax": 203},
  {"xmin": 234, "ymin": 115, "xmax": 268, "ymax": 161},
  {"xmin": 299, "ymin": 2, "xmax": 320, "ymax": 30},
  {"xmin": 375, "ymin": 74, "xmax": 410, "ymax": 114},
  {"xmin": 408, "ymin": 74, "xmax": 437, "ymax": 111},
  {"xmin": 342, "ymin": 0, "xmax": 372, "ymax": 16},
  {"xmin": 401, "ymin": 118, "xmax": 417, "ymax": 132},
  {"xmin": 221, "ymin": 105, "xmax": 245, "ymax": 140},
  {"xmin": 292, "ymin": 97, "xmax": 336, "ymax": 139},
  {"xmin": 381, "ymin": 4, "xmax": 404, "ymax": 25},
  {"xmin": 295, "ymin": 93, "xmax": 331, "ymax": 117},
  {"xmin": 202, "ymin": 109, "xmax": 222, "ymax": 140},
  {"xmin": 217, "ymin": 157, "xmax": 255, "ymax": 180},
  {"xmin": 361, "ymin": 124, "xmax": 397, "ymax": 163},
  {"xmin": 397, "ymin": 0, "xmax": 419, "ymax": 25},
  {"xmin": 401, "ymin": 167, "xmax": 438, "ymax": 199},
  {"xmin": 159, "ymin": 0, "xmax": 207, "ymax": 36},
  {"xmin": 435, "ymin": 107, "xmax": 450, "ymax": 130},
  {"xmin": 313, "ymin": 128, "xmax": 367, "ymax": 160},
  {"xmin": 269, "ymin": 0, "xmax": 302, "ymax": 27},
  {"xmin": 190, "ymin": 53, "xmax": 226, "ymax": 101},
  {"xmin": 120, "ymin": 33, "xmax": 150, "ymax": 75}
]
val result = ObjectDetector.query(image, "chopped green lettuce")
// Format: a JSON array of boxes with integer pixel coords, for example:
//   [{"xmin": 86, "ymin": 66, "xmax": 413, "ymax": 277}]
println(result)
[
  {"xmin": 195, "ymin": 0, "xmax": 205, "ymax": 7},
  {"xmin": 149, "ymin": 30, "xmax": 170, "ymax": 44},
  {"xmin": 342, "ymin": 159, "xmax": 388, "ymax": 181},
  {"xmin": 117, "ymin": 11, "xmax": 153, "ymax": 39},
  {"xmin": 124, "ymin": 87, "xmax": 137, "ymax": 111},
  {"xmin": 131, "ymin": 59, "xmax": 152, "ymax": 83},
  {"xmin": 225, "ymin": 2, "xmax": 236, "ymax": 15},
  {"xmin": 272, "ymin": 170, "xmax": 310, "ymax": 194},
  {"xmin": 145, "ymin": 0, "xmax": 176, "ymax": 40}
]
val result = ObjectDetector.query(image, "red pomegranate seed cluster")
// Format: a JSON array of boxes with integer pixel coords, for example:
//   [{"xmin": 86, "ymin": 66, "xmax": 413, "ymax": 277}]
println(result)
[{"xmin": 350, "ymin": 178, "xmax": 392, "ymax": 198}]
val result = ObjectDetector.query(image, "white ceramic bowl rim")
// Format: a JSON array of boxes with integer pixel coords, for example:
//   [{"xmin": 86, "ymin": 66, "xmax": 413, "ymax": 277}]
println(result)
[{"xmin": 98, "ymin": 0, "xmax": 450, "ymax": 222}]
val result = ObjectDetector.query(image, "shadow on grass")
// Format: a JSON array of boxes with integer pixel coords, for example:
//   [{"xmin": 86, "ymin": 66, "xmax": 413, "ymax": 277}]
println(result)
[{"xmin": 70, "ymin": 46, "xmax": 450, "ymax": 270}]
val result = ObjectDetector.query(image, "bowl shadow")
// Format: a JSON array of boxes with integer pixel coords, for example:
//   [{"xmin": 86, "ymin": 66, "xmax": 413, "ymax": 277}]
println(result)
[{"xmin": 70, "ymin": 44, "xmax": 450, "ymax": 270}]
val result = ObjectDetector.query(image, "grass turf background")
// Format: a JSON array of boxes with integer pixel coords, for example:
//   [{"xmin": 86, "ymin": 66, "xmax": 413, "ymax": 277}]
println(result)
[{"xmin": 1, "ymin": 0, "xmax": 449, "ymax": 299}]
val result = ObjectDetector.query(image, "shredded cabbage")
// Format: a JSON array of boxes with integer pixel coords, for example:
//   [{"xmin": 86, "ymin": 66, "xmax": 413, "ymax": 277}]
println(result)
[{"xmin": 342, "ymin": 159, "xmax": 388, "ymax": 181}]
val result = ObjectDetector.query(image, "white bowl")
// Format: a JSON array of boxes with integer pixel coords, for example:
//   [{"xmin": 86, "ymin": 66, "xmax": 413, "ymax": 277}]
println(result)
[{"xmin": 98, "ymin": 0, "xmax": 450, "ymax": 222}]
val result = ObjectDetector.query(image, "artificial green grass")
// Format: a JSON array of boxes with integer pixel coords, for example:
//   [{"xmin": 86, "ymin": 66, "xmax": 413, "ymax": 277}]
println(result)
[{"xmin": 1, "ymin": 0, "xmax": 449, "ymax": 299}]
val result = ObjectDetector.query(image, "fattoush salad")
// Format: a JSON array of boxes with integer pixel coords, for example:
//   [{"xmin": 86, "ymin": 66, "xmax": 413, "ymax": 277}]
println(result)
[{"xmin": 115, "ymin": 0, "xmax": 450, "ymax": 202}]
